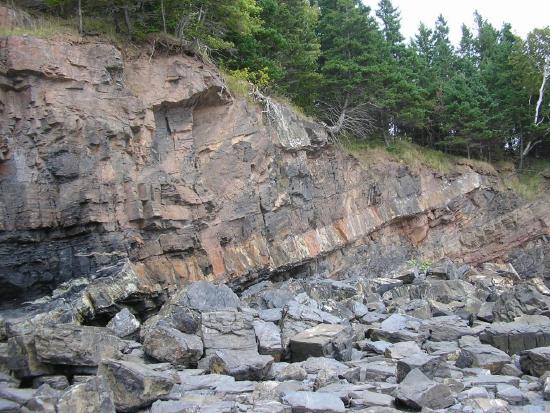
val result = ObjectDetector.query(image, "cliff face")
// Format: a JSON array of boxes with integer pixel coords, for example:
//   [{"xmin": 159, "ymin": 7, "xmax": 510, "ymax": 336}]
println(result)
[{"xmin": 0, "ymin": 35, "xmax": 549, "ymax": 308}]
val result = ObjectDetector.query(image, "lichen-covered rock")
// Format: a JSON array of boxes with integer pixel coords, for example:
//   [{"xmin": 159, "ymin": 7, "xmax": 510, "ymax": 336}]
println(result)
[{"xmin": 56, "ymin": 376, "xmax": 115, "ymax": 413}]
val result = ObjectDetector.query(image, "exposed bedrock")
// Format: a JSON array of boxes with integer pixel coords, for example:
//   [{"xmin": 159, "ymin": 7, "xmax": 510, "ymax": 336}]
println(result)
[{"xmin": 0, "ymin": 34, "xmax": 549, "ymax": 308}]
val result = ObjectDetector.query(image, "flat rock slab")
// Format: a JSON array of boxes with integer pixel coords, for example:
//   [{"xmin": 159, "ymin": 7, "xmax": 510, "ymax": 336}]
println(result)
[
  {"xmin": 348, "ymin": 389, "xmax": 395, "ymax": 408},
  {"xmin": 480, "ymin": 321, "xmax": 550, "ymax": 355},
  {"xmin": 282, "ymin": 391, "xmax": 345, "ymax": 413},
  {"xmin": 290, "ymin": 324, "xmax": 353, "ymax": 362}
]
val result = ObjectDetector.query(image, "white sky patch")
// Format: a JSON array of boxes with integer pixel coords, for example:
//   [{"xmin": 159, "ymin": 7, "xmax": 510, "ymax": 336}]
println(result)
[{"xmin": 361, "ymin": 0, "xmax": 550, "ymax": 45}]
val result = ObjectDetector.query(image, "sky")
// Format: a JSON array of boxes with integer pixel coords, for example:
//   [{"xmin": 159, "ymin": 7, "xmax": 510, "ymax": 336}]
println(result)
[{"xmin": 361, "ymin": 0, "xmax": 550, "ymax": 45}]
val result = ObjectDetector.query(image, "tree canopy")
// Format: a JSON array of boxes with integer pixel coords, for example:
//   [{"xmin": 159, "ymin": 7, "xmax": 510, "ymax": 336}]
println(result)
[{"xmin": 21, "ymin": 0, "xmax": 550, "ymax": 166}]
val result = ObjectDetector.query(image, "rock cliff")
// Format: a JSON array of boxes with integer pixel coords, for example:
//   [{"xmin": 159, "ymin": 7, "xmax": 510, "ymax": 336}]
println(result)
[{"xmin": 0, "ymin": 33, "xmax": 549, "ymax": 311}]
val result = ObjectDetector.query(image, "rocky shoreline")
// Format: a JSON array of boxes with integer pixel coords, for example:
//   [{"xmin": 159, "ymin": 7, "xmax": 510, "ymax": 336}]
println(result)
[{"xmin": 1, "ymin": 259, "xmax": 550, "ymax": 412}]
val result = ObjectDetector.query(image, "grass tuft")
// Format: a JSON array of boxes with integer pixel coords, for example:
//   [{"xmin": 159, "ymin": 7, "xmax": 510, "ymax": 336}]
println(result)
[{"xmin": 507, "ymin": 160, "xmax": 550, "ymax": 201}]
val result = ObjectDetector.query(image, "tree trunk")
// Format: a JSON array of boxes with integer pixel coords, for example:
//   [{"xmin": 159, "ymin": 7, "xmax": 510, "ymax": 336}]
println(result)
[
  {"xmin": 123, "ymin": 6, "xmax": 132, "ymax": 34},
  {"xmin": 534, "ymin": 58, "xmax": 549, "ymax": 125},
  {"xmin": 519, "ymin": 134, "xmax": 524, "ymax": 171},
  {"xmin": 161, "ymin": 0, "xmax": 166, "ymax": 33},
  {"xmin": 77, "ymin": 0, "xmax": 83, "ymax": 35},
  {"xmin": 467, "ymin": 143, "xmax": 470, "ymax": 160}
]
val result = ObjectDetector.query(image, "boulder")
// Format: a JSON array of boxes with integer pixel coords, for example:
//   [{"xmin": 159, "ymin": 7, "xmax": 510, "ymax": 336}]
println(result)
[
  {"xmin": 301, "ymin": 357, "xmax": 349, "ymax": 376},
  {"xmin": 209, "ymin": 350, "xmax": 273, "ymax": 381},
  {"xmin": 462, "ymin": 398, "xmax": 510, "ymax": 412},
  {"xmin": 368, "ymin": 314, "xmax": 426, "ymax": 344},
  {"xmin": 275, "ymin": 364, "xmax": 307, "ymax": 382},
  {"xmin": 519, "ymin": 346, "xmax": 550, "ymax": 377},
  {"xmin": 253, "ymin": 320, "xmax": 283, "ymax": 360},
  {"xmin": 492, "ymin": 283, "xmax": 550, "ymax": 322},
  {"xmin": 396, "ymin": 352, "xmax": 449, "ymax": 382},
  {"xmin": 280, "ymin": 301, "xmax": 342, "ymax": 350},
  {"xmin": 480, "ymin": 318, "xmax": 550, "ymax": 354},
  {"xmin": 32, "ymin": 375, "xmax": 69, "ymax": 390},
  {"xmin": 0, "ymin": 387, "xmax": 35, "ymax": 405},
  {"xmin": 21, "ymin": 383, "xmax": 60, "ymax": 412},
  {"xmin": 56, "ymin": 376, "xmax": 115, "ymax": 413},
  {"xmin": 419, "ymin": 315, "xmax": 474, "ymax": 341},
  {"xmin": 34, "ymin": 325, "xmax": 126, "ymax": 366},
  {"xmin": 384, "ymin": 341, "xmax": 423, "ymax": 360},
  {"xmin": 98, "ymin": 359, "xmax": 175, "ymax": 412},
  {"xmin": 496, "ymin": 383, "xmax": 528, "ymax": 405},
  {"xmin": 395, "ymin": 368, "xmax": 454, "ymax": 410},
  {"xmin": 201, "ymin": 310, "xmax": 257, "ymax": 355},
  {"xmin": 282, "ymin": 391, "xmax": 345, "ymax": 413},
  {"xmin": 106, "ymin": 308, "xmax": 140, "ymax": 338},
  {"xmin": 348, "ymin": 390, "xmax": 395, "ymax": 408},
  {"xmin": 0, "ymin": 399, "xmax": 19, "ymax": 413},
  {"xmin": 7, "ymin": 335, "xmax": 54, "ymax": 378},
  {"xmin": 143, "ymin": 323, "xmax": 203, "ymax": 366},
  {"xmin": 290, "ymin": 324, "xmax": 353, "ymax": 362},
  {"xmin": 176, "ymin": 281, "xmax": 241, "ymax": 312},
  {"xmin": 456, "ymin": 340, "xmax": 511, "ymax": 374}
]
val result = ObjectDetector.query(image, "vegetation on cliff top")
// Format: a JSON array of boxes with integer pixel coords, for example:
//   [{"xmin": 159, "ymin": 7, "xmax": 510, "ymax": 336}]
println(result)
[{"xmin": 4, "ymin": 0, "xmax": 550, "ymax": 172}]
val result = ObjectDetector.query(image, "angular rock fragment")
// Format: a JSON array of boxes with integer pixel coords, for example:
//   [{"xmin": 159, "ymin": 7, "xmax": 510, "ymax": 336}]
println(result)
[
  {"xmin": 106, "ymin": 308, "xmax": 140, "ymax": 338},
  {"xmin": 396, "ymin": 352, "xmax": 449, "ymax": 382},
  {"xmin": 496, "ymin": 383, "xmax": 528, "ymax": 405},
  {"xmin": 253, "ymin": 320, "xmax": 283, "ymax": 360},
  {"xmin": 209, "ymin": 350, "xmax": 273, "ymax": 381},
  {"xmin": 7, "ymin": 335, "xmax": 54, "ymax": 378},
  {"xmin": 456, "ymin": 339, "xmax": 511, "ymax": 374},
  {"xmin": 480, "ymin": 317, "xmax": 550, "ymax": 354},
  {"xmin": 98, "ymin": 359, "xmax": 175, "ymax": 412},
  {"xmin": 143, "ymin": 323, "xmax": 203, "ymax": 366},
  {"xmin": 395, "ymin": 368, "xmax": 454, "ymax": 410},
  {"xmin": 282, "ymin": 391, "xmax": 345, "ymax": 413},
  {"xmin": 201, "ymin": 310, "xmax": 257, "ymax": 354},
  {"xmin": 32, "ymin": 375, "xmax": 69, "ymax": 390},
  {"xmin": 290, "ymin": 324, "xmax": 353, "ymax": 362},
  {"xmin": 34, "ymin": 325, "xmax": 126, "ymax": 366},
  {"xmin": 275, "ymin": 364, "xmax": 307, "ymax": 381},
  {"xmin": 56, "ymin": 376, "xmax": 115, "ymax": 413},
  {"xmin": 348, "ymin": 389, "xmax": 395, "ymax": 408},
  {"xmin": 519, "ymin": 346, "xmax": 550, "ymax": 377},
  {"xmin": 176, "ymin": 281, "xmax": 241, "ymax": 312}
]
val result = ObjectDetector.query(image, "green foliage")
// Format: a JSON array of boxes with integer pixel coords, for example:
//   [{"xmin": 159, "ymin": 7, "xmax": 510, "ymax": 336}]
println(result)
[
  {"xmin": 8, "ymin": 0, "xmax": 550, "ymax": 168},
  {"xmin": 407, "ymin": 258, "xmax": 432, "ymax": 273}
]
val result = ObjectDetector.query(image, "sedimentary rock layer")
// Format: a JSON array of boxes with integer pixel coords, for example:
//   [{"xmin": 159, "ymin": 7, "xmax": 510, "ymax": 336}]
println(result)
[{"xmin": 0, "ymin": 35, "xmax": 548, "ymax": 303}]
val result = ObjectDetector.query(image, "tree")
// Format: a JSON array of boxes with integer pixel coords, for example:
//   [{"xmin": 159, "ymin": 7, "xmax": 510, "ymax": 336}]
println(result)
[
  {"xmin": 316, "ymin": 0, "xmax": 386, "ymax": 139},
  {"xmin": 376, "ymin": 0, "xmax": 403, "ymax": 54}
]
